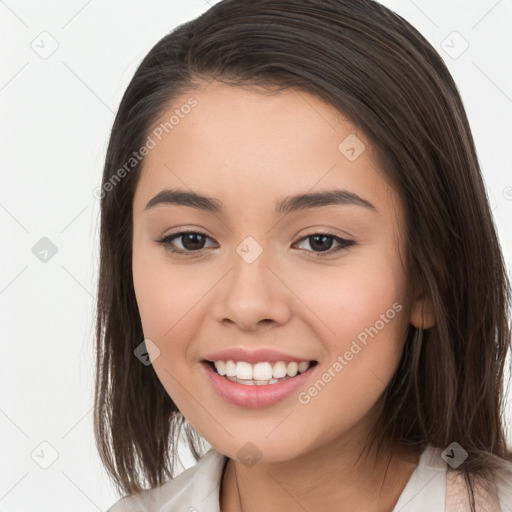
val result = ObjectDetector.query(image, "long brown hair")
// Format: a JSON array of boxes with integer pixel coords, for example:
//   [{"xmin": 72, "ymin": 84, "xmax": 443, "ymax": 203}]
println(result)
[{"xmin": 94, "ymin": 0, "xmax": 512, "ymax": 506}]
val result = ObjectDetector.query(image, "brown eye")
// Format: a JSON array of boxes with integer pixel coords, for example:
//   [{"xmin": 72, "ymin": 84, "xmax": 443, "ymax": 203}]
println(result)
[
  {"xmin": 156, "ymin": 230, "xmax": 355, "ymax": 257},
  {"xmin": 156, "ymin": 231, "xmax": 216, "ymax": 254},
  {"xmin": 294, "ymin": 232, "xmax": 355, "ymax": 256},
  {"xmin": 179, "ymin": 233, "xmax": 207, "ymax": 251}
]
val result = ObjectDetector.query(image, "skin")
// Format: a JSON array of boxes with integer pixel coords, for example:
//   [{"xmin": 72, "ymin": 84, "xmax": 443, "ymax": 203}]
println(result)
[{"xmin": 131, "ymin": 80, "xmax": 435, "ymax": 512}]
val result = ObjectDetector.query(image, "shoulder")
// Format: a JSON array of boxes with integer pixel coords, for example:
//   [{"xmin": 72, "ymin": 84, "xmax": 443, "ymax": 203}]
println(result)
[
  {"xmin": 495, "ymin": 465, "xmax": 512, "ymax": 509},
  {"xmin": 106, "ymin": 447, "xmax": 228, "ymax": 512},
  {"xmin": 441, "ymin": 448, "xmax": 512, "ymax": 511},
  {"xmin": 391, "ymin": 444, "xmax": 448, "ymax": 510},
  {"xmin": 395, "ymin": 444, "xmax": 512, "ymax": 510}
]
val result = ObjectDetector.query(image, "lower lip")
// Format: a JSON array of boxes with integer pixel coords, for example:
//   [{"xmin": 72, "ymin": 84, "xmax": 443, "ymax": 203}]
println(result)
[{"xmin": 201, "ymin": 361, "xmax": 317, "ymax": 409}]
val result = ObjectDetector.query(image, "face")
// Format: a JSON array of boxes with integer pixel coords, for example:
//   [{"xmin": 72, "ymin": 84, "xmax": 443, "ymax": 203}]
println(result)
[{"xmin": 131, "ymin": 81, "xmax": 427, "ymax": 463}]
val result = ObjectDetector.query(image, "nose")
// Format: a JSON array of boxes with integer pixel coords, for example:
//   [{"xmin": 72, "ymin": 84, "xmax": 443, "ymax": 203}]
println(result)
[{"xmin": 211, "ymin": 247, "xmax": 292, "ymax": 331}]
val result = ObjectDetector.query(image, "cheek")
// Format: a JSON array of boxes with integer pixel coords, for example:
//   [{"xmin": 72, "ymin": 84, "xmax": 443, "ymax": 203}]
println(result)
[
  {"xmin": 132, "ymin": 255, "xmax": 202, "ymax": 405},
  {"xmin": 335, "ymin": 272, "xmax": 405, "ymax": 344},
  {"xmin": 292, "ymin": 252, "xmax": 406, "ymax": 345},
  {"xmin": 132, "ymin": 243, "xmax": 209, "ymax": 340},
  {"xmin": 292, "ymin": 269, "xmax": 407, "ymax": 446},
  {"xmin": 131, "ymin": 247, "xmax": 222, "ymax": 403},
  {"xmin": 291, "ymin": 250, "xmax": 408, "ymax": 395}
]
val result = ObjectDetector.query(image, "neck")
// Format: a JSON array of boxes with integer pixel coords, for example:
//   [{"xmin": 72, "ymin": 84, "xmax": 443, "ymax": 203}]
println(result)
[{"xmin": 220, "ymin": 436, "xmax": 419, "ymax": 512}]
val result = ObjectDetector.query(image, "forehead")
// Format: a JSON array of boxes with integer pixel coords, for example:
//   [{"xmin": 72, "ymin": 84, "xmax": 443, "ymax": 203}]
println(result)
[{"xmin": 133, "ymin": 81, "xmax": 397, "ymax": 219}]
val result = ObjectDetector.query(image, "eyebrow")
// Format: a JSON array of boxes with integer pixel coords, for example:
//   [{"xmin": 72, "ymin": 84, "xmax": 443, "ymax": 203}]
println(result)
[{"xmin": 144, "ymin": 187, "xmax": 377, "ymax": 214}]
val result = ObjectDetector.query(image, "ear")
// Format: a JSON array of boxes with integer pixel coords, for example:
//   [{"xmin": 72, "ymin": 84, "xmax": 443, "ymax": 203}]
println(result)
[{"xmin": 409, "ymin": 292, "xmax": 436, "ymax": 329}]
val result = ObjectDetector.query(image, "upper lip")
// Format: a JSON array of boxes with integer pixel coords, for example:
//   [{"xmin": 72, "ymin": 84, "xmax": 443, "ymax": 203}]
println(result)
[{"xmin": 203, "ymin": 347, "xmax": 316, "ymax": 364}]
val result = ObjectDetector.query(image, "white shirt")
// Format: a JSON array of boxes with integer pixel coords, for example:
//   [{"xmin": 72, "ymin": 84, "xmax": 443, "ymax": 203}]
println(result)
[{"xmin": 106, "ymin": 444, "xmax": 512, "ymax": 511}]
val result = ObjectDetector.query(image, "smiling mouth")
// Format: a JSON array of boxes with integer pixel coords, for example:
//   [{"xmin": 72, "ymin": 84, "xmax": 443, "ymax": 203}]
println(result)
[{"xmin": 203, "ymin": 360, "xmax": 318, "ymax": 386}]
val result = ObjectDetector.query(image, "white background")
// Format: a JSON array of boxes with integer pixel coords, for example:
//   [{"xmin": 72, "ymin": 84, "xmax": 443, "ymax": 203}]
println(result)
[{"xmin": 1, "ymin": 0, "xmax": 511, "ymax": 510}]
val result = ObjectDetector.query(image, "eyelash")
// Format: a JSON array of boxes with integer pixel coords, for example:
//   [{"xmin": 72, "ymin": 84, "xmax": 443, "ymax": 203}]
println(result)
[{"xmin": 155, "ymin": 230, "xmax": 355, "ymax": 257}]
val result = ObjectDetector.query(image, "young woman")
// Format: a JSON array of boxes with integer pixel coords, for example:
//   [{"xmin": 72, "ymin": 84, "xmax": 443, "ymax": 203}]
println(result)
[{"xmin": 95, "ymin": 1, "xmax": 512, "ymax": 510}]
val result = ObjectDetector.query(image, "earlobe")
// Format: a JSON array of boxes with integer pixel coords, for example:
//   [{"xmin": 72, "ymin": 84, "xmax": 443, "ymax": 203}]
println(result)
[{"xmin": 409, "ymin": 294, "xmax": 436, "ymax": 329}]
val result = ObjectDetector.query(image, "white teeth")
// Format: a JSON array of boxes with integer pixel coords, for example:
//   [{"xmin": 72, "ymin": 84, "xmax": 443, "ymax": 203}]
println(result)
[
  {"xmin": 226, "ymin": 375, "xmax": 287, "ymax": 386},
  {"xmin": 253, "ymin": 362, "xmax": 273, "ymax": 381},
  {"xmin": 298, "ymin": 361, "xmax": 310, "ymax": 373},
  {"xmin": 236, "ymin": 361, "xmax": 253, "ymax": 380},
  {"xmin": 215, "ymin": 360, "xmax": 226, "ymax": 376},
  {"xmin": 273, "ymin": 361, "xmax": 288, "ymax": 378},
  {"xmin": 225, "ymin": 360, "xmax": 237, "ymax": 377},
  {"xmin": 286, "ymin": 361, "xmax": 298, "ymax": 377},
  {"xmin": 212, "ymin": 359, "xmax": 313, "ymax": 381}
]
